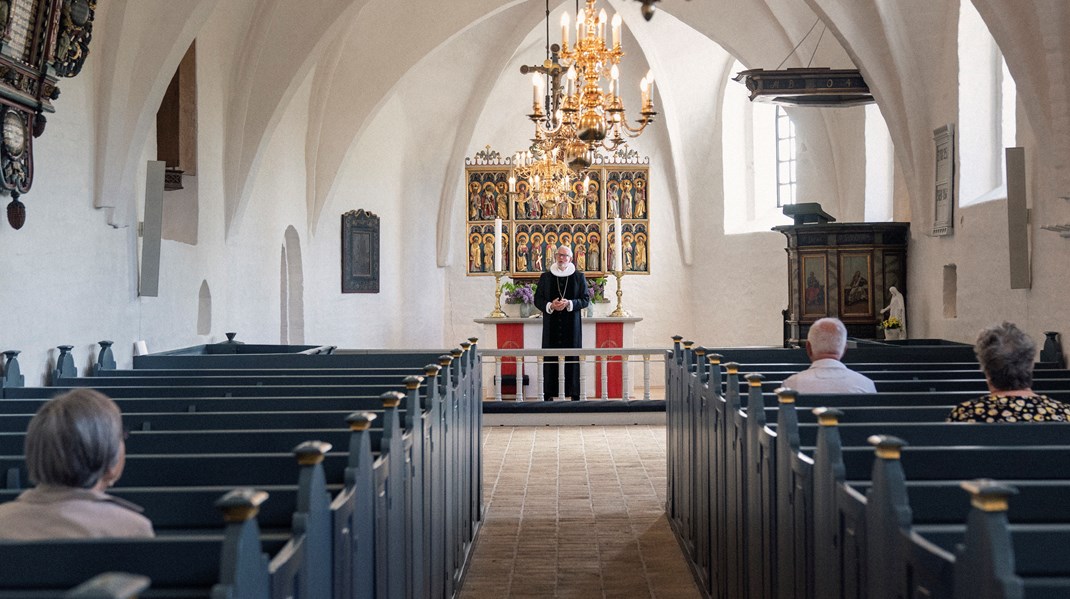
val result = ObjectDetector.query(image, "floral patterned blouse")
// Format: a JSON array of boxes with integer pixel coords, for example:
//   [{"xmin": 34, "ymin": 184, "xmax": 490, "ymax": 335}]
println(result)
[{"xmin": 947, "ymin": 394, "xmax": 1070, "ymax": 423}]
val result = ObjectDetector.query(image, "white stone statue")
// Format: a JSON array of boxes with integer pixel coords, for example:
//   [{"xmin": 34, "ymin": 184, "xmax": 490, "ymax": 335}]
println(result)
[{"xmin": 880, "ymin": 286, "xmax": 906, "ymax": 337}]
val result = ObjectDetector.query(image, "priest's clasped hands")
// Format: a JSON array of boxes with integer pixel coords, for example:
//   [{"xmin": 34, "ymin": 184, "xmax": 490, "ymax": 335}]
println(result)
[{"xmin": 550, "ymin": 298, "xmax": 570, "ymax": 312}]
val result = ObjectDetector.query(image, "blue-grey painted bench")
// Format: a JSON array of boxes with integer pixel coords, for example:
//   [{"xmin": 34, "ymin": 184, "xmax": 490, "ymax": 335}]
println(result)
[
  {"xmin": 664, "ymin": 340, "xmax": 1070, "ymax": 599},
  {"xmin": 0, "ymin": 341, "xmax": 484, "ymax": 599},
  {"xmin": 0, "ymin": 489, "xmax": 285, "ymax": 599}
]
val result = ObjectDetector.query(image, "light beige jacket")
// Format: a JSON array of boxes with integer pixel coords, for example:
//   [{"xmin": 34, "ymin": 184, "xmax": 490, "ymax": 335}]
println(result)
[{"xmin": 0, "ymin": 485, "xmax": 155, "ymax": 540}]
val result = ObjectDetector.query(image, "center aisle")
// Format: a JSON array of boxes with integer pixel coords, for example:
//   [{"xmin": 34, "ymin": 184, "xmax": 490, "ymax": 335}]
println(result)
[{"xmin": 460, "ymin": 426, "xmax": 701, "ymax": 598}]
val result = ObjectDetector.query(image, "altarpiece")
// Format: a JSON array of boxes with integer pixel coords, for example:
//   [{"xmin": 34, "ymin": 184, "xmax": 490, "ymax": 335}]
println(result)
[{"xmin": 464, "ymin": 150, "xmax": 650, "ymax": 279}]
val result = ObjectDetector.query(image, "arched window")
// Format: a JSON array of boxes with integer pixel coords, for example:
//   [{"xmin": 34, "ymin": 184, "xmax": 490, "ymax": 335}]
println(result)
[
  {"xmin": 864, "ymin": 103, "xmax": 894, "ymax": 222},
  {"xmin": 723, "ymin": 60, "xmax": 787, "ymax": 234},
  {"xmin": 776, "ymin": 106, "xmax": 797, "ymax": 208},
  {"xmin": 958, "ymin": 0, "xmax": 1016, "ymax": 207}
]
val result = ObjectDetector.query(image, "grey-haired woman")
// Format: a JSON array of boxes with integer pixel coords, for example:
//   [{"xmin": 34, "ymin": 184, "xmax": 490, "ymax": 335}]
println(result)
[
  {"xmin": 948, "ymin": 322, "xmax": 1070, "ymax": 423},
  {"xmin": 0, "ymin": 389, "xmax": 154, "ymax": 539}
]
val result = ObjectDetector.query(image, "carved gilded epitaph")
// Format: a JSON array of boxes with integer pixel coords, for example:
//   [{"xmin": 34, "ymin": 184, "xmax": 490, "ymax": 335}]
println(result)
[{"xmin": 0, "ymin": 0, "xmax": 95, "ymax": 228}]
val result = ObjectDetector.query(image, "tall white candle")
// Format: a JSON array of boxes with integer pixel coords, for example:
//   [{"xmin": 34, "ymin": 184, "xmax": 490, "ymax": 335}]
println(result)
[
  {"xmin": 532, "ymin": 73, "xmax": 542, "ymax": 107},
  {"xmin": 494, "ymin": 218, "xmax": 503, "ymax": 272},
  {"xmin": 612, "ymin": 13, "xmax": 621, "ymax": 48},
  {"xmin": 561, "ymin": 12, "xmax": 569, "ymax": 47},
  {"xmin": 613, "ymin": 217, "xmax": 623, "ymax": 272}
]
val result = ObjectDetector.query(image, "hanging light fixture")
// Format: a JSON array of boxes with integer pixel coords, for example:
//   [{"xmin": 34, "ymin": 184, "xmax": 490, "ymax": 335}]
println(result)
[
  {"xmin": 508, "ymin": 0, "xmax": 656, "ymax": 217},
  {"xmin": 558, "ymin": 0, "xmax": 657, "ymax": 153}
]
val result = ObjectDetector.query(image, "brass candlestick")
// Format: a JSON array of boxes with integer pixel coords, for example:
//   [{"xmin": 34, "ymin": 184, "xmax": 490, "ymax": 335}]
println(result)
[
  {"xmin": 610, "ymin": 269, "xmax": 626, "ymax": 317},
  {"xmin": 489, "ymin": 271, "xmax": 507, "ymax": 318}
]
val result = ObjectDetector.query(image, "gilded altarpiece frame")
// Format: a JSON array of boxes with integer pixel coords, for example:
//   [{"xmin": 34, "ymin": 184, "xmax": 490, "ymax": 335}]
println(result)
[{"xmin": 464, "ymin": 152, "xmax": 650, "ymax": 278}]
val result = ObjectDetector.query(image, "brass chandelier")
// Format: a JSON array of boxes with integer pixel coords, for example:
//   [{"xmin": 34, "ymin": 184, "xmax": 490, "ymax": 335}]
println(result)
[
  {"xmin": 508, "ymin": 0, "xmax": 657, "ymax": 215},
  {"xmin": 558, "ymin": 0, "xmax": 657, "ymax": 153}
]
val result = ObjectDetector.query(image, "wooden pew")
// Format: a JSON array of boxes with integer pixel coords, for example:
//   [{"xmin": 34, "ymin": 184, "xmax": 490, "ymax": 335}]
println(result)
[
  {"xmin": 664, "ymin": 339, "xmax": 1070, "ymax": 599},
  {"xmin": 65, "ymin": 572, "xmax": 150, "ymax": 599},
  {"xmin": 0, "ymin": 340, "xmax": 484, "ymax": 599},
  {"xmin": 0, "ymin": 488, "xmax": 279, "ymax": 599}
]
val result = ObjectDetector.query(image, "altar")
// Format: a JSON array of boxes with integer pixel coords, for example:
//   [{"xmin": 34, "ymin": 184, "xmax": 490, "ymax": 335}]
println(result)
[{"xmin": 475, "ymin": 315, "xmax": 643, "ymax": 399}]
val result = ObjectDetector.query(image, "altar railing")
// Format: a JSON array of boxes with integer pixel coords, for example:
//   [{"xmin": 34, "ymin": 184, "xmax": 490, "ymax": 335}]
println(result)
[{"xmin": 480, "ymin": 347, "xmax": 668, "ymax": 401}]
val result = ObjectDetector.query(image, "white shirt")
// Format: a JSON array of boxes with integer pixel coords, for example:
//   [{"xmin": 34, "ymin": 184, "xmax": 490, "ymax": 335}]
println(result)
[{"xmin": 781, "ymin": 358, "xmax": 877, "ymax": 394}]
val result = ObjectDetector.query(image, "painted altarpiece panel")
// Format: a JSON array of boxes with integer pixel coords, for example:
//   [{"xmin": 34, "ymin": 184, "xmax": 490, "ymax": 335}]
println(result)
[{"xmin": 464, "ymin": 152, "xmax": 650, "ymax": 278}]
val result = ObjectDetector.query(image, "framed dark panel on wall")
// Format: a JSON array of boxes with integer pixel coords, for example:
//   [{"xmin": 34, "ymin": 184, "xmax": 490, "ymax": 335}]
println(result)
[{"xmin": 342, "ymin": 209, "xmax": 380, "ymax": 293}]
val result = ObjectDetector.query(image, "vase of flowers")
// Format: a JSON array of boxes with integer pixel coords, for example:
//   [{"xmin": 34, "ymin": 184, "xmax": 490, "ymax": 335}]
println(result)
[
  {"xmin": 586, "ymin": 276, "xmax": 610, "ymax": 317},
  {"xmin": 502, "ymin": 281, "xmax": 537, "ymax": 318},
  {"xmin": 880, "ymin": 316, "xmax": 904, "ymax": 340}
]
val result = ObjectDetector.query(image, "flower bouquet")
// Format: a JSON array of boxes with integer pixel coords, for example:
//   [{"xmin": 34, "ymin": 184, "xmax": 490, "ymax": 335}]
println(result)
[
  {"xmin": 879, "ymin": 316, "xmax": 904, "ymax": 340},
  {"xmin": 502, "ymin": 281, "xmax": 537, "ymax": 317},
  {"xmin": 586, "ymin": 277, "xmax": 608, "ymax": 302},
  {"xmin": 586, "ymin": 277, "xmax": 609, "ymax": 317}
]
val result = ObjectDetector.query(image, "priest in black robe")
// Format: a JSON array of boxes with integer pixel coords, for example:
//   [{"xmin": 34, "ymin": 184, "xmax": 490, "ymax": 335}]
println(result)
[{"xmin": 535, "ymin": 245, "xmax": 590, "ymax": 400}]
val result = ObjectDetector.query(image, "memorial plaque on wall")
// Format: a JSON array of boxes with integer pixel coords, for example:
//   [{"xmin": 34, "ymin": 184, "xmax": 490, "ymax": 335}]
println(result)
[
  {"xmin": 341, "ymin": 209, "xmax": 379, "ymax": 293},
  {"xmin": 932, "ymin": 124, "xmax": 955, "ymax": 236}
]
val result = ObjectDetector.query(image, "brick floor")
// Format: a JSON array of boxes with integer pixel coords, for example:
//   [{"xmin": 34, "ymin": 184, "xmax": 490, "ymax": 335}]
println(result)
[{"xmin": 460, "ymin": 426, "xmax": 701, "ymax": 599}]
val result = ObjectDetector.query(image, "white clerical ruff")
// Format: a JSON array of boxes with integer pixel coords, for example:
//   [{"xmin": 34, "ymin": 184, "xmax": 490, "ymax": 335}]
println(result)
[
  {"xmin": 550, "ymin": 263, "xmax": 576, "ymax": 277},
  {"xmin": 549, "ymin": 262, "xmax": 576, "ymax": 299}
]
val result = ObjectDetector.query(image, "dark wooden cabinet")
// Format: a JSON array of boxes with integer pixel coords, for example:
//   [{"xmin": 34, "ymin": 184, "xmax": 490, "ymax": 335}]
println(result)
[{"xmin": 775, "ymin": 222, "xmax": 909, "ymax": 345}]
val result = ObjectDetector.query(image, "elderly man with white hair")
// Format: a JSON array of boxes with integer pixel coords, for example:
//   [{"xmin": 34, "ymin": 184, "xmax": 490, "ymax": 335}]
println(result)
[{"xmin": 782, "ymin": 317, "xmax": 877, "ymax": 393}]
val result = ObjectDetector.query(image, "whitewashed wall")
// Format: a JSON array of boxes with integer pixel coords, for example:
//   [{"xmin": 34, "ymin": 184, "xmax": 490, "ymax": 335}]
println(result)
[{"xmin": 2, "ymin": 1, "xmax": 1070, "ymax": 385}]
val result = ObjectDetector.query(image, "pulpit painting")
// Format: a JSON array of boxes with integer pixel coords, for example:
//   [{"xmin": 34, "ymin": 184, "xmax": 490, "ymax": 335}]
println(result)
[
  {"xmin": 801, "ymin": 254, "xmax": 827, "ymax": 317},
  {"xmin": 464, "ymin": 152, "xmax": 650, "ymax": 277},
  {"xmin": 840, "ymin": 253, "xmax": 872, "ymax": 316},
  {"xmin": 342, "ymin": 209, "xmax": 380, "ymax": 293}
]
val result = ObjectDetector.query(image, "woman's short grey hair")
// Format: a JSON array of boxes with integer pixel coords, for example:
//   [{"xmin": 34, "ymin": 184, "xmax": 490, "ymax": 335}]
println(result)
[
  {"xmin": 25, "ymin": 389, "xmax": 123, "ymax": 488},
  {"xmin": 975, "ymin": 322, "xmax": 1036, "ymax": 391}
]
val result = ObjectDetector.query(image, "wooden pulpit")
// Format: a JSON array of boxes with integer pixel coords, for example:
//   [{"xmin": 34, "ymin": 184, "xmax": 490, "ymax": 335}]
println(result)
[{"xmin": 775, "ymin": 215, "xmax": 909, "ymax": 346}]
